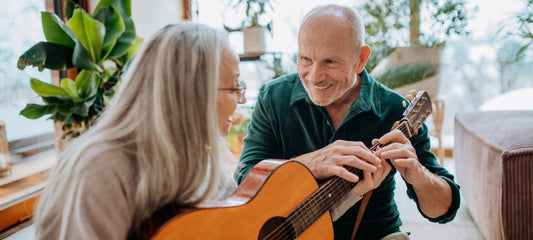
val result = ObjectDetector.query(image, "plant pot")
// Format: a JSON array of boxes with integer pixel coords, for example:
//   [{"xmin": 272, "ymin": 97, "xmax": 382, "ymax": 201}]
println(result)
[
  {"xmin": 54, "ymin": 122, "xmax": 83, "ymax": 154},
  {"xmin": 243, "ymin": 26, "xmax": 267, "ymax": 55}
]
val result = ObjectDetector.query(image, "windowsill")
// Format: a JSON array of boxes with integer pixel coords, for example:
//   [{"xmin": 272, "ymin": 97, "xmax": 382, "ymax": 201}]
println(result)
[
  {"xmin": 0, "ymin": 152, "xmax": 56, "ymax": 235},
  {"xmin": 0, "ymin": 152, "xmax": 55, "ymax": 208}
]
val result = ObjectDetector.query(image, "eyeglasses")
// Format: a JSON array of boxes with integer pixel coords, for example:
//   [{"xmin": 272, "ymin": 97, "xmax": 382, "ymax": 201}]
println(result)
[{"xmin": 218, "ymin": 81, "xmax": 246, "ymax": 103}]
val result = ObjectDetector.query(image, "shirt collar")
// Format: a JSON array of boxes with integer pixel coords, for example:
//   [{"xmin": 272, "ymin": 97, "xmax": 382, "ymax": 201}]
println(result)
[{"xmin": 289, "ymin": 69, "xmax": 382, "ymax": 118}]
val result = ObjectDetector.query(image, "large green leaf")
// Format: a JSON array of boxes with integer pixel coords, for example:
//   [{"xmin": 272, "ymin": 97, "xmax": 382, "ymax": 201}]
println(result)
[
  {"xmin": 55, "ymin": 102, "xmax": 74, "ymax": 115},
  {"xmin": 20, "ymin": 104, "xmax": 56, "ymax": 119},
  {"xmin": 60, "ymin": 78, "xmax": 79, "ymax": 100},
  {"xmin": 65, "ymin": 1, "xmax": 78, "ymax": 20},
  {"xmin": 17, "ymin": 42, "xmax": 74, "ymax": 70},
  {"xmin": 42, "ymin": 96, "xmax": 70, "ymax": 104},
  {"xmin": 102, "ymin": 67, "xmax": 118, "ymax": 85},
  {"xmin": 75, "ymin": 70, "xmax": 99, "ymax": 99},
  {"xmin": 94, "ymin": 0, "xmax": 132, "ymax": 17},
  {"xmin": 92, "ymin": 0, "xmax": 136, "ymax": 59},
  {"xmin": 67, "ymin": 9, "xmax": 105, "ymax": 63},
  {"xmin": 73, "ymin": 97, "xmax": 96, "ymax": 117},
  {"xmin": 93, "ymin": 6, "xmax": 125, "ymax": 58},
  {"xmin": 121, "ymin": 36, "xmax": 143, "ymax": 63},
  {"xmin": 108, "ymin": 16, "xmax": 136, "ymax": 58},
  {"xmin": 30, "ymin": 78, "xmax": 70, "ymax": 97},
  {"xmin": 41, "ymin": 12, "xmax": 76, "ymax": 48},
  {"xmin": 72, "ymin": 40, "xmax": 103, "ymax": 71},
  {"xmin": 63, "ymin": 113, "xmax": 85, "ymax": 124}
]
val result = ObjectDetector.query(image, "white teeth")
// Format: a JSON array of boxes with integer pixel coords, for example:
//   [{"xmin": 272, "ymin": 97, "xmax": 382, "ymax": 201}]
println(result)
[{"xmin": 314, "ymin": 85, "xmax": 330, "ymax": 90}]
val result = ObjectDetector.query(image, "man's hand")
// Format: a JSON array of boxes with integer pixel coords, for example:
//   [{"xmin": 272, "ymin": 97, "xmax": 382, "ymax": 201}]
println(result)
[
  {"xmin": 373, "ymin": 129, "xmax": 452, "ymax": 218},
  {"xmin": 373, "ymin": 130, "xmax": 428, "ymax": 186},
  {"xmin": 291, "ymin": 140, "xmax": 381, "ymax": 183},
  {"xmin": 352, "ymin": 159, "xmax": 392, "ymax": 196}
]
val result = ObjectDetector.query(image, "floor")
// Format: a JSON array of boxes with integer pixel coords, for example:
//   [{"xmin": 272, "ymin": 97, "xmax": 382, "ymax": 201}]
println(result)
[
  {"xmin": 4, "ymin": 158, "xmax": 485, "ymax": 240},
  {"xmin": 394, "ymin": 157, "xmax": 485, "ymax": 240}
]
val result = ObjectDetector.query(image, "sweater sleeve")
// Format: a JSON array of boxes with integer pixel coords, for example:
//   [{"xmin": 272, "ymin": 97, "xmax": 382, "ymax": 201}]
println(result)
[{"xmin": 406, "ymin": 124, "xmax": 461, "ymax": 223}]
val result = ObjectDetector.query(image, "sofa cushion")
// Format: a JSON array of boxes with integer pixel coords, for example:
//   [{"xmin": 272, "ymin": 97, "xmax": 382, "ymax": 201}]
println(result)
[{"xmin": 454, "ymin": 111, "xmax": 533, "ymax": 240}]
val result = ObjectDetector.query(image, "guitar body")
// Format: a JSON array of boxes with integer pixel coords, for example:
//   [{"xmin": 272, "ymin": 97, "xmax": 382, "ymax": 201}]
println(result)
[{"xmin": 151, "ymin": 160, "xmax": 334, "ymax": 240}]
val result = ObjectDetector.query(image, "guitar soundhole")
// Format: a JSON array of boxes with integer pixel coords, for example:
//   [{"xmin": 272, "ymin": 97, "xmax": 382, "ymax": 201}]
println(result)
[{"xmin": 258, "ymin": 216, "xmax": 296, "ymax": 240}]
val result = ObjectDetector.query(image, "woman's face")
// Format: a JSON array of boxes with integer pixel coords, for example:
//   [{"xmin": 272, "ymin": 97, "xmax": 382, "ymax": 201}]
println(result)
[{"xmin": 217, "ymin": 47, "xmax": 244, "ymax": 136}]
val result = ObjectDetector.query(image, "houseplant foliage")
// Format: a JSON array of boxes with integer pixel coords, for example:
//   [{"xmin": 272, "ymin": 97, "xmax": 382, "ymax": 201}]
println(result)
[
  {"xmin": 376, "ymin": 63, "xmax": 439, "ymax": 89},
  {"xmin": 17, "ymin": 0, "xmax": 143, "ymax": 135},
  {"xmin": 360, "ymin": 0, "xmax": 470, "ymax": 89},
  {"xmin": 361, "ymin": 0, "xmax": 470, "ymax": 47}
]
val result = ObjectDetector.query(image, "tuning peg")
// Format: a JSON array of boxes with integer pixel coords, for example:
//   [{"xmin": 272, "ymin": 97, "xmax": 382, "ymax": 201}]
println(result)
[
  {"xmin": 405, "ymin": 94, "xmax": 414, "ymax": 102},
  {"xmin": 409, "ymin": 89, "xmax": 418, "ymax": 96}
]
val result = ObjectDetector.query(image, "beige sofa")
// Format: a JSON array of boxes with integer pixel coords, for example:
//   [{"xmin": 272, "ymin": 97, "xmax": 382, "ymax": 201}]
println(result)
[{"xmin": 454, "ymin": 111, "xmax": 533, "ymax": 240}]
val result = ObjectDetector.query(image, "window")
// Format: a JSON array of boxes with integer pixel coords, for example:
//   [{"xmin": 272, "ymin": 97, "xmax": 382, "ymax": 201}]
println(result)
[{"xmin": 0, "ymin": 0, "xmax": 54, "ymax": 142}]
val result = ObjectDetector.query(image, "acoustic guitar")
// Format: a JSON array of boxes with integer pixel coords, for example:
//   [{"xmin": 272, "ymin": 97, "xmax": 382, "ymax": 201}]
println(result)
[{"xmin": 137, "ymin": 91, "xmax": 433, "ymax": 240}]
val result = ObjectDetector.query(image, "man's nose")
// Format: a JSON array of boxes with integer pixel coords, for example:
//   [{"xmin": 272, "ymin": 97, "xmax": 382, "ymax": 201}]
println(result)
[{"xmin": 309, "ymin": 63, "xmax": 325, "ymax": 83}]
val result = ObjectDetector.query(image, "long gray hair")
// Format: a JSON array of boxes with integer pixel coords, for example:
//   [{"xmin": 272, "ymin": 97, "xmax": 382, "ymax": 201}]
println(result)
[{"xmin": 35, "ymin": 22, "xmax": 230, "ymax": 232}]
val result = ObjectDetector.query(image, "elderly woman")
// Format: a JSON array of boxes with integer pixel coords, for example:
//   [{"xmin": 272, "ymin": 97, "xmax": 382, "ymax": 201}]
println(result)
[{"xmin": 34, "ymin": 22, "xmax": 245, "ymax": 239}]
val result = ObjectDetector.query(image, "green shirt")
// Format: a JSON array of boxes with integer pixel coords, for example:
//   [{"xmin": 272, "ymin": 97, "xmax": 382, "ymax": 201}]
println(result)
[{"xmin": 234, "ymin": 70, "xmax": 461, "ymax": 240}]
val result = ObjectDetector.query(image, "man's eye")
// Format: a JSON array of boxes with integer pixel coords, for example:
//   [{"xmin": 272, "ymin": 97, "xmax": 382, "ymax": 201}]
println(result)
[
  {"xmin": 299, "ymin": 57, "xmax": 311, "ymax": 63},
  {"xmin": 325, "ymin": 59, "xmax": 335, "ymax": 64}
]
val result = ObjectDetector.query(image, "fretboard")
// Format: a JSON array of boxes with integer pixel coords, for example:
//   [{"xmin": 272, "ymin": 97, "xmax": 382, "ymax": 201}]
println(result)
[{"xmin": 284, "ymin": 121, "xmax": 411, "ymax": 237}]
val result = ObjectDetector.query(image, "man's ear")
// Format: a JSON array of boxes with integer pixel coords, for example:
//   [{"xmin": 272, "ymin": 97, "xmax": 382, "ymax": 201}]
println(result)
[{"xmin": 356, "ymin": 45, "xmax": 371, "ymax": 74}]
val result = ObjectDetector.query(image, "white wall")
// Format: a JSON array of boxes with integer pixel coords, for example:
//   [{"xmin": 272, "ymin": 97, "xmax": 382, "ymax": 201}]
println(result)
[{"xmin": 89, "ymin": 0, "xmax": 185, "ymax": 40}]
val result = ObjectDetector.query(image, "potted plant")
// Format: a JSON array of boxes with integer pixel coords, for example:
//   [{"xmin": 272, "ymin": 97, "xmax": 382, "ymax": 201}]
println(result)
[
  {"xmin": 226, "ymin": 0, "xmax": 274, "ymax": 55},
  {"xmin": 17, "ymin": 0, "xmax": 143, "ymax": 150}
]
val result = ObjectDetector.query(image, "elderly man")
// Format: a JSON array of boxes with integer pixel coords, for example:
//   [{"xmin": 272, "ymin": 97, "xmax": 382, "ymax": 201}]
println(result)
[{"xmin": 234, "ymin": 4, "xmax": 460, "ymax": 240}]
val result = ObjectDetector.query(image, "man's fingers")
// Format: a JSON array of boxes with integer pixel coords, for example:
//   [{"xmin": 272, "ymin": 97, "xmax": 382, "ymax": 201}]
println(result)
[
  {"xmin": 390, "ymin": 158, "xmax": 417, "ymax": 168},
  {"xmin": 335, "ymin": 146, "xmax": 379, "ymax": 164},
  {"xmin": 383, "ymin": 160, "xmax": 392, "ymax": 172},
  {"xmin": 363, "ymin": 171, "xmax": 373, "ymax": 185},
  {"xmin": 379, "ymin": 147, "xmax": 415, "ymax": 160},
  {"xmin": 339, "ymin": 155, "xmax": 378, "ymax": 173},
  {"xmin": 378, "ymin": 129, "xmax": 409, "ymax": 145},
  {"xmin": 333, "ymin": 165, "xmax": 360, "ymax": 183}
]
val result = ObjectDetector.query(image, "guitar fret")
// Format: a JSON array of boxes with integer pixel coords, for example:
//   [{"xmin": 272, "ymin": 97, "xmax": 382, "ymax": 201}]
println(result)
[
  {"xmin": 287, "ymin": 122, "xmax": 411, "ymax": 238},
  {"xmin": 263, "ymin": 92, "xmax": 433, "ymax": 240},
  {"xmin": 280, "ymin": 92, "xmax": 432, "ymax": 239}
]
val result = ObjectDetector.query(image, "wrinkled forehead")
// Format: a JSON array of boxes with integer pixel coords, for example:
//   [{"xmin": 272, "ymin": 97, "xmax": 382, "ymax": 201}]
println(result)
[
  {"xmin": 298, "ymin": 17, "xmax": 357, "ymax": 54},
  {"xmin": 301, "ymin": 14, "xmax": 355, "ymax": 41}
]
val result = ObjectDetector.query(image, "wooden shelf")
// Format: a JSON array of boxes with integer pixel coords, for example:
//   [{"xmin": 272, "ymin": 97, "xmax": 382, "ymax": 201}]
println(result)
[
  {"xmin": 0, "ymin": 153, "xmax": 55, "ymax": 187},
  {"xmin": 0, "ymin": 152, "xmax": 55, "ymax": 233}
]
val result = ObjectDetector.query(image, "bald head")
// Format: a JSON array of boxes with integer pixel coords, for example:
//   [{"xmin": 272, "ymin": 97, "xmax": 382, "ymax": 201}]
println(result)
[{"xmin": 300, "ymin": 4, "xmax": 365, "ymax": 49}]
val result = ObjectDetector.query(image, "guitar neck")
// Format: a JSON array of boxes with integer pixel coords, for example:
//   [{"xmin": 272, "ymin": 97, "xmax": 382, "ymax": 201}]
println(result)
[{"xmin": 285, "ymin": 120, "xmax": 412, "ymax": 237}]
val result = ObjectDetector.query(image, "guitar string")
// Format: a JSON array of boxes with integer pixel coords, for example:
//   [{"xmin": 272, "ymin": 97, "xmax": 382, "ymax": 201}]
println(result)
[
  {"xmin": 262, "ymin": 123, "xmax": 410, "ymax": 240},
  {"xmin": 263, "ymin": 122, "xmax": 409, "ymax": 240},
  {"xmin": 266, "ymin": 99, "xmax": 431, "ymax": 238}
]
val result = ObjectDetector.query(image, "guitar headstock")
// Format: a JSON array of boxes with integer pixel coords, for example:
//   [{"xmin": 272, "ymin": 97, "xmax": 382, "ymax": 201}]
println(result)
[{"xmin": 402, "ymin": 91, "xmax": 432, "ymax": 136}]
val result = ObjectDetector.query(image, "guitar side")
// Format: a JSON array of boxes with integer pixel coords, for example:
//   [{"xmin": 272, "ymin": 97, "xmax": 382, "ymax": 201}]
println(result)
[{"xmin": 151, "ymin": 160, "xmax": 334, "ymax": 240}]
